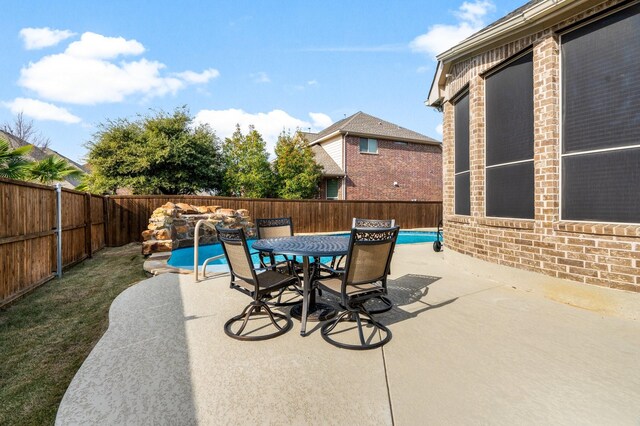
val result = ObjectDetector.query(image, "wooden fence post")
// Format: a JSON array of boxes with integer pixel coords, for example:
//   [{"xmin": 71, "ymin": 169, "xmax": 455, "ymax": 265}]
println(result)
[
  {"xmin": 103, "ymin": 196, "xmax": 110, "ymax": 247},
  {"xmin": 85, "ymin": 193, "xmax": 93, "ymax": 258}
]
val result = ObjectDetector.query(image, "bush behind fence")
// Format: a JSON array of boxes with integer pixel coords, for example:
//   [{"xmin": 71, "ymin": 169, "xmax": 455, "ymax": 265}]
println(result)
[{"xmin": 0, "ymin": 178, "xmax": 442, "ymax": 306}]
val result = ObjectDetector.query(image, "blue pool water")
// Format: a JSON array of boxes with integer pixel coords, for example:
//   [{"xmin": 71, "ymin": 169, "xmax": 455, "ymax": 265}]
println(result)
[{"xmin": 168, "ymin": 231, "xmax": 438, "ymax": 270}]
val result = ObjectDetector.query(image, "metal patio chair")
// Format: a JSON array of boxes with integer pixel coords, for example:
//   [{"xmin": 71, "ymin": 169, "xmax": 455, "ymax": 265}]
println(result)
[
  {"xmin": 326, "ymin": 218, "xmax": 396, "ymax": 314},
  {"xmin": 255, "ymin": 217, "xmax": 303, "ymax": 306},
  {"xmin": 216, "ymin": 226, "xmax": 296, "ymax": 341},
  {"xmin": 316, "ymin": 226, "xmax": 400, "ymax": 350}
]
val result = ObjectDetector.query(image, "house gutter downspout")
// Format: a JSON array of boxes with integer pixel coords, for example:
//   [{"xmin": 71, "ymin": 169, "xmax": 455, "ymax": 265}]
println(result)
[{"xmin": 342, "ymin": 132, "xmax": 348, "ymax": 200}]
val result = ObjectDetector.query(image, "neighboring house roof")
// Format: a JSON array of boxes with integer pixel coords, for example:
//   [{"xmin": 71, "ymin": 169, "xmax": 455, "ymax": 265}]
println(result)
[
  {"xmin": 310, "ymin": 145, "xmax": 344, "ymax": 177},
  {"xmin": 0, "ymin": 129, "xmax": 87, "ymax": 188},
  {"xmin": 300, "ymin": 131, "xmax": 320, "ymax": 144},
  {"xmin": 308, "ymin": 111, "xmax": 441, "ymax": 146},
  {"xmin": 427, "ymin": 0, "xmax": 585, "ymax": 107}
]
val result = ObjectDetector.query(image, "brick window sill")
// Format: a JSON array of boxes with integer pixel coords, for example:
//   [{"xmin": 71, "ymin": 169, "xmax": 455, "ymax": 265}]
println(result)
[
  {"xmin": 477, "ymin": 217, "xmax": 535, "ymax": 230},
  {"xmin": 554, "ymin": 221, "xmax": 640, "ymax": 238},
  {"xmin": 446, "ymin": 215, "xmax": 471, "ymax": 224}
]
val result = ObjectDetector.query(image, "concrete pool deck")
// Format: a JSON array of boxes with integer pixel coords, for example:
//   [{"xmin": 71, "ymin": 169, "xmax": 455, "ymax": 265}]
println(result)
[{"xmin": 57, "ymin": 244, "xmax": 640, "ymax": 425}]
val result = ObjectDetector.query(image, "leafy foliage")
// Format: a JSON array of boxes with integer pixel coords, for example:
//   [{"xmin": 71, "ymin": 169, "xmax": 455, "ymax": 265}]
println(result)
[
  {"xmin": 222, "ymin": 125, "xmax": 275, "ymax": 198},
  {"xmin": 27, "ymin": 155, "xmax": 84, "ymax": 185},
  {"xmin": 273, "ymin": 131, "xmax": 322, "ymax": 199},
  {"xmin": 0, "ymin": 137, "xmax": 33, "ymax": 180},
  {"xmin": 84, "ymin": 108, "xmax": 224, "ymax": 194}
]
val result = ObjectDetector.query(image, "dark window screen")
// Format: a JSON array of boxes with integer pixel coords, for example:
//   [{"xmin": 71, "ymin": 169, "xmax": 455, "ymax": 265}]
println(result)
[
  {"xmin": 562, "ymin": 3, "xmax": 640, "ymax": 154},
  {"xmin": 562, "ymin": 148, "xmax": 640, "ymax": 223},
  {"xmin": 486, "ymin": 51, "xmax": 534, "ymax": 166},
  {"xmin": 454, "ymin": 92, "xmax": 469, "ymax": 173},
  {"xmin": 455, "ymin": 172, "xmax": 470, "ymax": 215},
  {"xmin": 486, "ymin": 162, "xmax": 534, "ymax": 219}
]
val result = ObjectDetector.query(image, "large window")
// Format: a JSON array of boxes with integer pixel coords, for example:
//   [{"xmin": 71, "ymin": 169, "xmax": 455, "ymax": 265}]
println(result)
[
  {"xmin": 454, "ymin": 90, "xmax": 470, "ymax": 215},
  {"xmin": 485, "ymin": 50, "xmax": 534, "ymax": 219},
  {"xmin": 359, "ymin": 138, "xmax": 378, "ymax": 154},
  {"xmin": 561, "ymin": 2, "xmax": 640, "ymax": 223}
]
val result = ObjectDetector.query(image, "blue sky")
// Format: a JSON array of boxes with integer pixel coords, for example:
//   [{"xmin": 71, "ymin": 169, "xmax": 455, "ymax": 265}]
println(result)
[{"xmin": 1, "ymin": 0, "xmax": 525, "ymax": 163}]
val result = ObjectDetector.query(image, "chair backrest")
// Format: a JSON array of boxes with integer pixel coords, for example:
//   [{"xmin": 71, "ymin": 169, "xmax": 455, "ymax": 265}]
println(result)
[
  {"xmin": 256, "ymin": 217, "xmax": 294, "ymax": 239},
  {"xmin": 352, "ymin": 218, "xmax": 396, "ymax": 228},
  {"xmin": 215, "ymin": 226, "xmax": 256, "ymax": 284},
  {"xmin": 343, "ymin": 226, "xmax": 400, "ymax": 288}
]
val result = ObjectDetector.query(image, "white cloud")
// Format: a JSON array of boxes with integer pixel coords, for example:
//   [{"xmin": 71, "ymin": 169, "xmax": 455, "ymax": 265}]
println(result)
[
  {"xmin": 174, "ymin": 68, "xmax": 220, "ymax": 84},
  {"xmin": 194, "ymin": 109, "xmax": 333, "ymax": 154},
  {"xmin": 251, "ymin": 72, "xmax": 271, "ymax": 83},
  {"xmin": 18, "ymin": 31, "xmax": 219, "ymax": 105},
  {"xmin": 19, "ymin": 27, "xmax": 76, "ymax": 50},
  {"xmin": 436, "ymin": 123, "xmax": 443, "ymax": 135},
  {"xmin": 410, "ymin": 0, "xmax": 495, "ymax": 57},
  {"xmin": 3, "ymin": 97, "xmax": 81, "ymax": 123},
  {"xmin": 307, "ymin": 80, "xmax": 318, "ymax": 86},
  {"xmin": 309, "ymin": 112, "xmax": 332, "ymax": 129},
  {"xmin": 65, "ymin": 32, "xmax": 144, "ymax": 59},
  {"xmin": 455, "ymin": 0, "xmax": 494, "ymax": 26},
  {"xmin": 416, "ymin": 65, "xmax": 430, "ymax": 73}
]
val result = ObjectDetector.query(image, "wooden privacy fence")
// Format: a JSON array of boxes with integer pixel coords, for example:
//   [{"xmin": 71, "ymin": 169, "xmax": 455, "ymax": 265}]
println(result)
[
  {"xmin": 1, "ymin": 178, "xmax": 442, "ymax": 306},
  {"xmin": 0, "ymin": 178, "xmax": 106, "ymax": 307},
  {"xmin": 105, "ymin": 195, "xmax": 443, "ymax": 246}
]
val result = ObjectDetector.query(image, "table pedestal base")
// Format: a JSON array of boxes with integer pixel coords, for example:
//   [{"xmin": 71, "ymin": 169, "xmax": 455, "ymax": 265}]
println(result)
[{"xmin": 290, "ymin": 302, "xmax": 336, "ymax": 322}]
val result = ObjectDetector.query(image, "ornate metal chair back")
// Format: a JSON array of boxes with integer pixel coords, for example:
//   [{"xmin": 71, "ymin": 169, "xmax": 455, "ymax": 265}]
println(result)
[
  {"xmin": 342, "ymin": 227, "xmax": 400, "ymax": 290},
  {"xmin": 256, "ymin": 217, "xmax": 294, "ymax": 239},
  {"xmin": 215, "ymin": 226, "xmax": 256, "ymax": 284},
  {"xmin": 352, "ymin": 218, "xmax": 396, "ymax": 228}
]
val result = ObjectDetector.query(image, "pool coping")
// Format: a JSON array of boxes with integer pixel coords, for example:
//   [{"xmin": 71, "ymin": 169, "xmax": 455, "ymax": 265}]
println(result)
[{"xmin": 143, "ymin": 227, "xmax": 439, "ymax": 276}]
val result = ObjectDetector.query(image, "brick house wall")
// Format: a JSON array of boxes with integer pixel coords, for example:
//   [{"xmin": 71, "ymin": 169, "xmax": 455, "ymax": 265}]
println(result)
[
  {"xmin": 344, "ymin": 135, "xmax": 442, "ymax": 201},
  {"xmin": 441, "ymin": 0, "xmax": 640, "ymax": 292}
]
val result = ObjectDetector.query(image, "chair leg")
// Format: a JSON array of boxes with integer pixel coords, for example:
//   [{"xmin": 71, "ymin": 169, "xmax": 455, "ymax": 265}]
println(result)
[
  {"xmin": 224, "ymin": 301, "xmax": 293, "ymax": 341},
  {"xmin": 321, "ymin": 307, "xmax": 392, "ymax": 350}
]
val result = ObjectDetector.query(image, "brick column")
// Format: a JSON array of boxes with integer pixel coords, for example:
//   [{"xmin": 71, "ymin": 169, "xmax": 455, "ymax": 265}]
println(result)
[
  {"xmin": 468, "ymin": 75, "xmax": 485, "ymax": 219},
  {"xmin": 442, "ymin": 101, "xmax": 455, "ymax": 220},
  {"xmin": 532, "ymin": 33, "xmax": 560, "ymax": 234}
]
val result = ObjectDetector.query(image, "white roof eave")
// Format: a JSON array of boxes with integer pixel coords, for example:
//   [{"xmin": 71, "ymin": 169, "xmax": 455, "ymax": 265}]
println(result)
[{"xmin": 426, "ymin": 0, "xmax": 591, "ymax": 108}]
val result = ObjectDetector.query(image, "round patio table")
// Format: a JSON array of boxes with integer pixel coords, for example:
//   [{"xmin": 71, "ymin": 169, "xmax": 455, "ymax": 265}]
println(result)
[{"xmin": 252, "ymin": 235, "xmax": 349, "ymax": 336}]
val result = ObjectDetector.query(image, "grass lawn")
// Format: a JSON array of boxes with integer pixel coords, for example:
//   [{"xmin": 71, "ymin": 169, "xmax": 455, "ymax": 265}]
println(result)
[{"xmin": 0, "ymin": 244, "xmax": 147, "ymax": 426}]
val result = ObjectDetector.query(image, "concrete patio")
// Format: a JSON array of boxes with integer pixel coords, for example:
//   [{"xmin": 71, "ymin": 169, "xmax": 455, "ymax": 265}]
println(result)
[{"xmin": 56, "ymin": 244, "xmax": 640, "ymax": 425}]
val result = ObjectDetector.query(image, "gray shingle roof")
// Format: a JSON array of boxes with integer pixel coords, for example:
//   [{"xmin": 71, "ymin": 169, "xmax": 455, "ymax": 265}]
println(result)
[
  {"xmin": 311, "ymin": 111, "xmax": 440, "ymax": 145},
  {"xmin": 310, "ymin": 145, "xmax": 344, "ymax": 177}
]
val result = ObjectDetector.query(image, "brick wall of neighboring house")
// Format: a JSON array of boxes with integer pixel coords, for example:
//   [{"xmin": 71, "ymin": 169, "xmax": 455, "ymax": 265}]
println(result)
[
  {"xmin": 344, "ymin": 135, "xmax": 442, "ymax": 201},
  {"xmin": 442, "ymin": 0, "xmax": 640, "ymax": 292}
]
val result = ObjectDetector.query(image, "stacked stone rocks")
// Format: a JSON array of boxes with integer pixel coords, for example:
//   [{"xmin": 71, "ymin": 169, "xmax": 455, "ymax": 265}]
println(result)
[{"xmin": 141, "ymin": 202, "xmax": 254, "ymax": 255}]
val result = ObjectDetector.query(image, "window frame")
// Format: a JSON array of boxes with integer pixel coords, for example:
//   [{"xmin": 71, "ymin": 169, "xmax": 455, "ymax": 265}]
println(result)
[
  {"xmin": 483, "ymin": 48, "xmax": 535, "ymax": 220},
  {"xmin": 359, "ymin": 138, "xmax": 378, "ymax": 154},
  {"xmin": 558, "ymin": 1, "xmax": 640, "ymax": 225},
  {"xmin": 452, "ymin": 86, "xmax": 471, "ymax": 216},
  {"xmin": 326, "ymin": 178, "xmax": 339, "ymax": 200}
]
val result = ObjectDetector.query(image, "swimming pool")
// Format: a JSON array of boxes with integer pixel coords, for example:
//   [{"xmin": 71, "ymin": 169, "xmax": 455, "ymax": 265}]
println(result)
[{"xmin": 167, "ymin": 231, "xmax": 438, "ymax": 270}]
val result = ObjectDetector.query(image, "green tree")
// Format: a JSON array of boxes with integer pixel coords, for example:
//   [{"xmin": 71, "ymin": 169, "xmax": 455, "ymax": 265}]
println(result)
[
  {"xmin": 27, "ymin": 155, "xmax": 84, "ymax": 185},
  {"xmin": 273, "ymin": 131, "xmax": 322, "ymax": 199},
  {"xmin": 222, "ymin": 125, "xmax": 275, "ymax": 198},
  {"xmin": 0, "ymin": 137, "xmax": 32, "ymax": 180},
  {"xmin": 84, "ymin": 107, "xmax": 224, "ymax": 194}
]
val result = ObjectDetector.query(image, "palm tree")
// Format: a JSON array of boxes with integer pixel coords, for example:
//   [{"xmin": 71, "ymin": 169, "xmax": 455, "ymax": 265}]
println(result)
[
  {"xmin": 0, "ymin": 138, "xmax": 32, "ymax": 179},
  {"xmin": 27, "ymin": 155, "xmax": 84, "ymax": 185}
]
